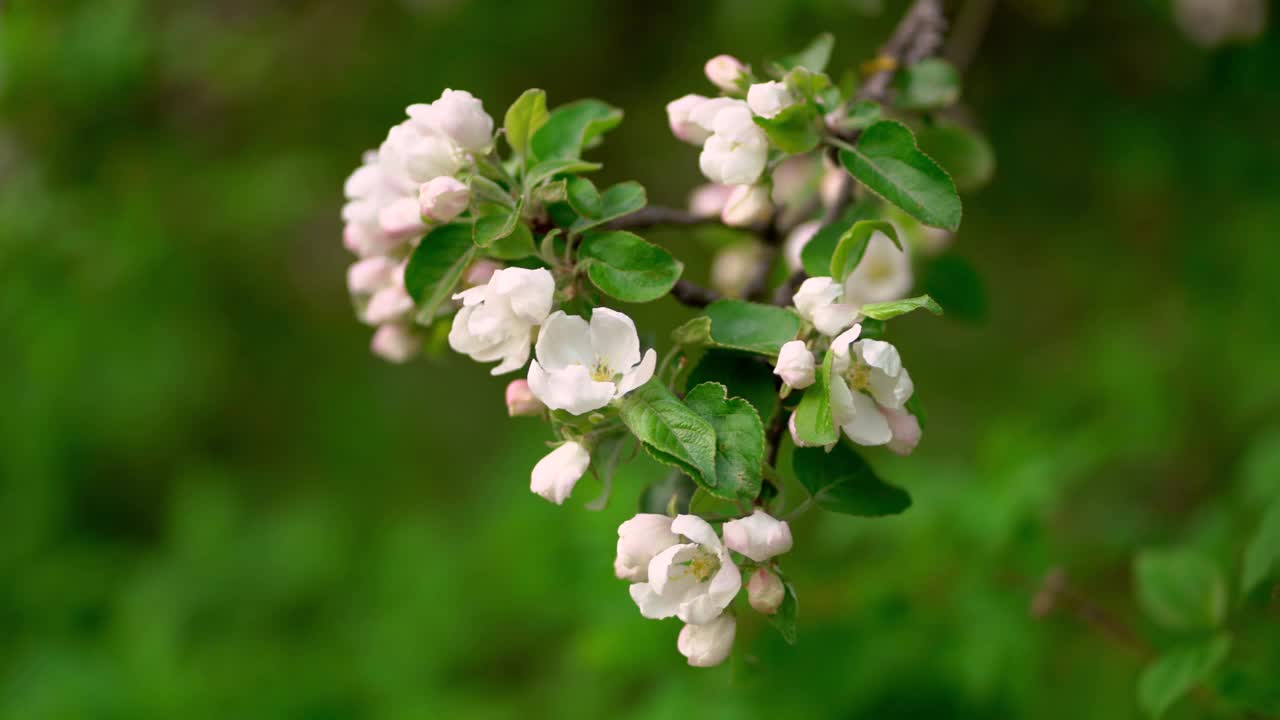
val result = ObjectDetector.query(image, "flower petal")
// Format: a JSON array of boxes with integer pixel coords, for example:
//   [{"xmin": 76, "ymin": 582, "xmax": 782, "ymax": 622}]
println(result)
[
  {"xmin": 647, "ymin": 543, "xmax": 696, "ymax": 595},
  {"xmin": 671, "ymin": 515, "xmax": 722, "ymax": 552},
  {"xmin": 529, "ymin": 364, "xmax": 615, "ymax": 415},
  {"xmin": 630, "ymin": 582, "xmax": 682, "ymax": 620},
  {"xmin": 590, "ymin": 307, "xmax": 641, "ymax": 372},
  {"xmin": 534, "ymin": 311, "xmax": 593, "ymax": 370},
  {"xmin": 616, "ymin": 348, "xmax": 657, "ymax": 397},
  {"xmin": 841, "ymin": 390, "xmax": 893, "ymax": 446}
]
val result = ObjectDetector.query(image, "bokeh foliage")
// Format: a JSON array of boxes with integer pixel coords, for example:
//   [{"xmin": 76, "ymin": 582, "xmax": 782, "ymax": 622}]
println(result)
[{"xmin": 2, "ymin": 0, "xmax": 1279, "ymax": 717}]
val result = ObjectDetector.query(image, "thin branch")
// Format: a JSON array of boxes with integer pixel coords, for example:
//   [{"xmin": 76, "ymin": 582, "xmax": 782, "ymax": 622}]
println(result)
[
  {"xmin": 773, "ymin": 0, "xmax": 949, "ymax": 307},
  {"xmin": 670, "ymin": 278, "xmax": 719, "ymax": 308},
  {"xmin": 945, "ymin": 0, "xmax": 996, "ymax": 74}
]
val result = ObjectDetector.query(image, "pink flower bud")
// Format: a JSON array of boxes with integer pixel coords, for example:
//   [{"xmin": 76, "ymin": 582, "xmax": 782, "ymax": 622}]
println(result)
[
  {"xmin": 505, "ymin": 379, "xmax": 545, "ymax": 417},
  {"xmin": 419, "ymin": 176, "xmax": 469, "ymax": 223},
  {"xmin": 883, "ymin": 407, "xmax": 922, "ymax": 456},
  {"xmin": 666, "ymin": 94, "xmax": 712, "ymax": 145},
  {"xmin": 720, "ymin": 184, "xmax": 772, "ymax": 228},
  {"xmin": 748, "ymin": 568, "xmax": 786, "ymax": 615},
  {"xmin": 704, "ymin": 54, "xmax": 747, "ymax": 92},
  {"xmin": 688, "ymin": 183, "xmax": 734, "ymax": 218},
  {"xmin": 378, "ymin": 197, "xmax": 428, "ymax": 241},
  {"xmin": 464, "ymin": 259, "xmax": 501, "ymax": 287},
  {"xmin": 370, "ymin": 324, "xmax": 421, "ymax": 364}
]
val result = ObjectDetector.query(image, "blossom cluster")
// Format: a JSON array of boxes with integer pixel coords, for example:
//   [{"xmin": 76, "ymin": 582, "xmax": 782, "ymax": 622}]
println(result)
[
  {"xmin": 342, "ymin": 89, "xmax": 493, "ymax": 362},
  {"xmin": 336, "ymin": 26, "xmax": 974, "ymax": 666}
]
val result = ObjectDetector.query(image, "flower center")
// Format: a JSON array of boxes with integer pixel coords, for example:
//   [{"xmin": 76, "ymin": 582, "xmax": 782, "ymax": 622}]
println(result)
[
  {"xmin": 590, "ymin": 357, "xmax": 615, "ymax": 383},
  {"xmin": 845, "ymin": 358, "xmax": 872, "ymax": 392},
  {"xmin": 683, "ymin": 548, "xmax": 720, "ymax": 583}
]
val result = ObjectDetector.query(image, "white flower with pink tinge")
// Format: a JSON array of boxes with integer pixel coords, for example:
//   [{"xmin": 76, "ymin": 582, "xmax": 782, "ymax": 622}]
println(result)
[
  {"xmin": 628, "ymin": 514, "xmax": 741, "ymax": 625},
  {"xmin": 527, "ymin": 308, "xmax": 656, "ymax": 416},
  {"xmin": 448, "ymin": 267, "xmax": 554, "ymax": 375}
]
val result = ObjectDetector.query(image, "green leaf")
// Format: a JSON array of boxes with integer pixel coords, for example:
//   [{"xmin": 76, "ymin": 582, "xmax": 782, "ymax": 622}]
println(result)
[
  {"xmin": 503, "ymin": 88, "xmax": 549, "ymax": 159},
  {"xmin": 800, "ymin": 213, "xmax": 856, "ymax": 278},
  {"xmin": 844, "ymin": 99, "xmax": 882, "ymax": 131},
  {"xmin": 1138, "ymin": 635, "xmax": 1232, "ymax": 719},
  {"xmin": 1135, "ymin": 548, "xmax": 1228, "ymax": 631},
  {"xmin": 571, "ymin": 181, "xmax": 647, "ymax": 233},
  {"xmin": 565, "ymin": 176, "xmax": 602, "ymax": 218},
  {"xmin": 753, "ymin": 102, "xmax": 820, "ymax": 154},
  {"xmin": 785, "ymin": 66, "xmax": 831, "ymax": 99},
  {"xmin": 792, "ymin": 442, "xmax": 912, "ymax": 516},
  {"xmin": 671, "ymin": 300, "xmax": 803, "ymax": 357},
  {"xmin": 860, "ymin": 294, "xmax": 943, "ymax": 320},
  {"xmin": 765, "ymin": 579, "xmax": 799, "ymax": 645},
  {"xmin": 684, "ymin": 383, "xmax": 764, "ymax": 502},
  {"xmin": 403, "ymin": 224, "xmax": 477, "ymax": 326},
  {"xmin": 524, "ymin": 158, "xmax": 602, "ymax": 188},
  {"xmin": 892, "ymin": 58, "xmax": 961, "ymax": 111},
  {"xmin": 486, "ymin": 220, "xmax": 536, "ymax": 260},
  {"xmin": 1243, "ymin": 498, "xmax": 1280, "ymax": 593},
  {"xmin": 530, "ymin": 99, "xmax": 623, "ymax": 162},
  {"xmin": 472, "ymin": 206, "xmax": 520, "ymax": 248},
  {"xmin": 791, "ymin": 352, "xmax": 836, "ymax": 447},
  {"xmin": 839, "ymin": 120, "xmax": 962, "ymax": 231},
  {"xmin": 686, "ymin": 350, "xmax": 779, "ymax": 421},
  {"xmin": 830, "ymin": 220, "xmax": 901, "ymax": 282},
  {"xmin": 922, "ymin": 254, "xmax": 987, "ymax": 323},
  {"xmin": 916, "ymin": 123, "xmax": 996, "ymax": 192},
  {"xmin": 577, "ymin": 230, "xmax": 682, "ymax": 303},
  {"xmin": 774, "ymin": 33, "xmax": 834, "ymax": 74},
  {"xmin": 468, "ymin": 174, "xmax": 516, "ymax": 208},
  {"xmin": 620, "ymin": 379, "xmax": 718, "ymax": 492}
]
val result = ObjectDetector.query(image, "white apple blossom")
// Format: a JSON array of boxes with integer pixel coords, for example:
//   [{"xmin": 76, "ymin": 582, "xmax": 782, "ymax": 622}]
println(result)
[
  {"xmin": 723, "ymin": 509, "xmax": 793, "ymax": 562},
  {"xmin": 505, "ymin": 379, "xmax": 545, "ymax": 417},
  {"xmin": 792, "ymin": 276, "xmax": 861, "ymax": 337},
  {"xmin": 448, "ymin": 267, "xmax": 555, "ymax": 375},
  {"xmin": 687, "ymin": 97, "xmax": 742, "ymax": 137},
  {"xmin": 843, "ymin": 230, "xmax": 913, "ymax": 306},
  {"xmin": 408, "ymin": 89, "xmax": 494, "ymax": 152},
  {"xmin": 773, "ymin": 340, "xmax": 816, "ymax": 390},
  {"xmin": 689, "ymin": 183, "xmax": 734, "ymax": 218},
  {"xmin": 820, "ymin": 158, "xmax": 847, "ymax": 209},
  {"xmin": 370, "ymin": 323, "xmax": 421, "ymax": 364},
  {"xmin": 827, "ymin": 325, "xmax": 915, "ymax": 446},
  {"xmin": 784, "ymin": 220, "xmax": 821, "ymax": 272},
  {"xmin": 884, "ymin": 407, "xmax": 923, "ymax": 456},
  {"xmin": 720, "ymin": 184, "xmax": 772, "ymax": 227},
  {"xmin": 379, "ymin": 119, "xmax": 464, "ymax": 192},
  {"xmin": 698, "ymin": 103, "xmax": 769, "ymax": 186},
  {"xmin": 629, "ymin": 514, "xmax": 741, "ymax": 625},
  {"xmin": 527, "ymin": 308, "xmax": 657, "ymax": 416},
  {"xmin": 363, "ymin": 261, "xmax": 414, "ymax": 326},
  {"xmin": 746, "ymin": 81, "xmax": 796, "ymax": 119},
  {"xmin": 378, "ymin": 196, "xmax": 428, "ymax": 241},
  {"xmin": 530, "ymin": 441, "xmax": 591, "ymax": 505},
  {"xmin": 615, "ymin": 513, "xmax": 680, "ymax": 582},
  {"xmin": 342, "ymin": 151, "xmax": 404, "ymax": 257},
  {"xmin": 347, "ymin": 255, "xmax": 398, "ymax": 296},
  {"xmin": 747, "ymin": 568, "xmax": 785, "ymax": 615},
  {"xmin": 419, "ymin": 175, "xmax": 469, "ymax": 223},
  {"xmin": 666, "ymin": 94, "xmax": 713, "ymax": 145},
  {"xmin": 677, "ymin": 614, "xmax": 736, "ymax": 668},
  {"xmin": 704, "ymin": 54, "xmax": 747, "ymax": 92}
]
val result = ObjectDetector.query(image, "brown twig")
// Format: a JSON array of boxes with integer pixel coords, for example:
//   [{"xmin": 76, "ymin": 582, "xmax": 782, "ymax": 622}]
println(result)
[
  {"xmin": 670, "ymin": 278, "xmax": 719, "ymax": 308},
  {"xmin": 771, "ymin": 0, "xmax": 948, "ymax": 307}
]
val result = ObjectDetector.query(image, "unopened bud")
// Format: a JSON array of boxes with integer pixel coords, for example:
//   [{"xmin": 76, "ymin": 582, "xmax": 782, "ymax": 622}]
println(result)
[
  {"xmin": 704, "ymin": 54, "xmax": 747, "ymax": 92},
  {"xmin": 505, "ymin": 379, "xmax": 545, "ymax": 417},
  {"xmin": 419, "ymin": 176, "xmax": 470, "ymax": 223},
  {"xmin": 748, "ymin": 568, "xmax": 786, "ymax": 615},
  {"xmin": 720, "ymin": 184, "xmax": 772, "ymax": 228}
]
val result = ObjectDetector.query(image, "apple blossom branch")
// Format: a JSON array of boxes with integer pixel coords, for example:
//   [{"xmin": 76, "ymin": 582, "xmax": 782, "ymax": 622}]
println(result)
[{"xmin": 774, "ymin": 0, "xmax": 948, "ymax": 308}]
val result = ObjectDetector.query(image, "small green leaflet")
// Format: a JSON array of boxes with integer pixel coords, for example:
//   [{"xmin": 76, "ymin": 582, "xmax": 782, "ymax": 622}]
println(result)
[
  {"xmin": 530, "ymin": 99, "xmax": 623, "ymax": 162},
  {"xmin": 1137, "ymin": 635, "xmax": 1232, "ymax": 719},
  {"xmin": 576, "ymin": 230, "xmax": 682, "ymax": 303},
  {"xmin": 829, "ymin": 220, "xmax": 901, "ymax": 282},
  {"xmin": 839, "ymin": 121, "xmax": 962, "ymax": 231},
  {"xmin": 792, "ymin": 443, "xmax": 912, "ymax": 516},
  {"xmin": 503, "ymin": 88, "xmax": 549, "ymax": 159},
  {"xmin": 620, "ymin": 379, "xmax": 718, "ymax": 492},
  {"xmin": 891, "ymin": 58, "xmax": 961, "ymax": 111},
  {"xmin": 790, "ymin": 352, "xmax": 836, "ymax": 447},
  {"xmin": 1134, "ymin": 547, "xmax": 1228, "ymax": 631},
  {"xmin": 859, "ymin": 295, "xmax": 943, "ymax": 320},
  {"xmin": 683, "ymin": 382, "xmax": 764, "ymax": 502},
  {"xmin": 773, "ymin": 33, "xmax": 834, "ymax": 75},
  {"xmin": 753, "ymin": 103, "xmax": 820, "ymax": 154}
]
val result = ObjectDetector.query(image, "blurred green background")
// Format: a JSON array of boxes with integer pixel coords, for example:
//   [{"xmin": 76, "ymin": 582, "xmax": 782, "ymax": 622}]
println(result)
[{"xmin": 2, "ymin": 0, "xmax": 1278, "ymax": 718}]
